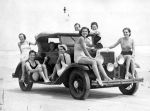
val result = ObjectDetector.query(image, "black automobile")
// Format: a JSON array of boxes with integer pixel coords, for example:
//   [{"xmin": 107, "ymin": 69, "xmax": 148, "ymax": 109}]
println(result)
[{"xmin": 12, "ymin": 32, "xmax": 143, "ymax": 100}]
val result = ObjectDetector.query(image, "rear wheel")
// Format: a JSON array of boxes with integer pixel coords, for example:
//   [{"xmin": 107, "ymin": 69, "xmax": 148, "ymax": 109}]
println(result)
[
  {"xmin": 18, "ymin": 69, "xmax": 33, "ymax": 91},
  {"xmin": 119, "ymin": 71, "xmax": 139, "ymax": 95},
  {"xmin": 69, "ymin": 70, "xmax": 90, "ymax": 100}
]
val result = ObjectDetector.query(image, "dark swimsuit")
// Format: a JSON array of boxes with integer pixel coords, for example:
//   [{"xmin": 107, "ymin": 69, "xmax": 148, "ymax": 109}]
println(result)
[
  {"xmin": 93, "ymin": 35, "xmax": 103, "ymax": 49},
  {"xmin": 28, "ymin": 60, "xmax": 38, "ymax": 69},
  {"xmin": 121, "ymin": 51, "xmax": 132, "ymax": 55}
]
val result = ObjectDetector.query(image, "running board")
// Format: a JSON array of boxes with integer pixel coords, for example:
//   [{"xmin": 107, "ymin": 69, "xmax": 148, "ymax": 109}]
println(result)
[{"xmin": 91, "ymin": 78, "xmax": 144, "ymax": 88}]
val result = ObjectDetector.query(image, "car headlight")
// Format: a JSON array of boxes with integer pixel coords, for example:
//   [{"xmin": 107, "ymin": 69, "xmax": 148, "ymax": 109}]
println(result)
[
  {"xmin": 117, "ymin": 55, "xmax": 125, "ymax": 65},
  {"xmin": 107, "ymin": 63, "xmax": 114, "ymax": 72}
]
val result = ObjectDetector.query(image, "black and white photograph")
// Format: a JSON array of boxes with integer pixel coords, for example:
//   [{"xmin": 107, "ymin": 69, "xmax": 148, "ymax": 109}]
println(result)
[{"xmin": 0, "ymin": 0, "xmax": 150, "ymax": 111}]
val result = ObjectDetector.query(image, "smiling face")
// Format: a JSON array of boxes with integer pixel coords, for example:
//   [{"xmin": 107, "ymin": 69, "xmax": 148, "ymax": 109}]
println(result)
[
  {"xmin": 58, "ymin": 46, "xmax": 65, "ymax": 54},
  {"xmin": 81, "ymin": 28, "xmax": 89, "ymax": 37},
  {"xmin": 19, "ymin": 34, "xmax": 25, "ymax": 42},
  {"xmin": 29, "ymin": 52, "xmax": 36, "ymax": 61},
  {"xmin": 123, "ymin": 29, "xmax": 130, "ymax": 37}
]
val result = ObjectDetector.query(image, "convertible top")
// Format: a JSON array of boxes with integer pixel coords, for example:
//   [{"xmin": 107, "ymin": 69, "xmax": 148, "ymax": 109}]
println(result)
[
  {"xmin": 36, "ymin": 32, "xmax": 95, "ymax": 41},
  {"xmin": 36, "ymin": 33, "xmax": 80, "ymax": 40}
]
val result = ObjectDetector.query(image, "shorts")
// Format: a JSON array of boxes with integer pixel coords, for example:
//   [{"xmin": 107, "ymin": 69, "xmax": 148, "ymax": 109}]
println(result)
[{"xmin": 121, "ymin": 51, "xmax": 132, "ymax": 55}]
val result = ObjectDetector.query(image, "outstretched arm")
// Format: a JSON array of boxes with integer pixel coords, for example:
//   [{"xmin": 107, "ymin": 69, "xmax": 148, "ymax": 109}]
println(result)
[
  {"xmin": 108, "ymin": 38, "xmax": 121, "ymax": 49},
  {"xmin": 18, "ymin": 42, "xmax": 22, "ymax": 54},
  {"xmin": 29, "ymin": 35, "xmax": 37, "ymax": 45}
]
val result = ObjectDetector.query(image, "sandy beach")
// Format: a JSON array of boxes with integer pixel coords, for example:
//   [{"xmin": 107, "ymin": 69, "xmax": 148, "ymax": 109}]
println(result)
[{"xmin": 0, "ymin": 45, "xmax": 150, "ymax": 111}]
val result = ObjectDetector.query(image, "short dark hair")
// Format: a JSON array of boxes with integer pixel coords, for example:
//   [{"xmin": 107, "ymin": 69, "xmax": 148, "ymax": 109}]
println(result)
[
  {"xmin": 74, "ymin": 23, "xmax": 81, "ymax": 27},
  {"xmin": 91, "ymin": 22, "xmax": 98, "ymax": 29},
  {"xmin": 29, "ymin": 50, "xmax": 36, "ymax": 55},
  {"xmin": 19, "ymin": 33, "xmax": 26, "ymax": 40},
  {"xmin": 79, "ymin": 27, "xmax": 90, "ymax": 37},
  {"xmin": 123, "ymin": 27, "xmax": 131, "ymax": 36}
]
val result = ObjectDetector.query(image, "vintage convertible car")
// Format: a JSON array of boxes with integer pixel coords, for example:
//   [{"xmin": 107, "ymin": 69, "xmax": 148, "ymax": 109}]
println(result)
[{"xmin": 12, "ymin": 32, "xmax": 143, "ymax": 100}]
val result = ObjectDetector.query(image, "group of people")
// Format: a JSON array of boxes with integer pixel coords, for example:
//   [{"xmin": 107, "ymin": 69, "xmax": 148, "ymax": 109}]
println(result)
[
  {"xmin": 18, "ymin": 33, "xmax": 71, "ymax": 83},
  {"xmin": 18, "ymin": 22, "xmax": 136, "ymax": 86}
]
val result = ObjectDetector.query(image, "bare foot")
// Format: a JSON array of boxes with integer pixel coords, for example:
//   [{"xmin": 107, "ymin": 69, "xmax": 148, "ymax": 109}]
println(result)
[
  {"xmin": 44, "ymin": 79, "xmax": 50, "ymax": 83},
  {"xmin": 125, "ymin": 73, "xmax": 132, "ymax": 79},
  {"xmin": 104, "ymin": 76, "xmax": 112, "ymax": 81},
  {"xmin": 96, "ymin": 79, "xmax": 103, "ymax": 86}
]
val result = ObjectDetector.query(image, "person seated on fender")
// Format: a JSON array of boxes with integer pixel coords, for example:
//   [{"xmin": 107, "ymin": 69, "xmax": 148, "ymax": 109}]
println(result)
[{"xmin": 107, "ymin": 27, "xmax": 135, "ymax": 79}]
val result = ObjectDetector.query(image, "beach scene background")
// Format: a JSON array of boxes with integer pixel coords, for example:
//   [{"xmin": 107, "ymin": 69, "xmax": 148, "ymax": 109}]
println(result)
[{"xmin": 0, "ymin": 0, "xmax": 150, "ymax": 111}]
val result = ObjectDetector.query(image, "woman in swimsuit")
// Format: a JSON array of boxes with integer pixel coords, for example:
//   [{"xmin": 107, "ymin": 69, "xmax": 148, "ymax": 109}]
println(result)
[
  {"xmin": 25, "ymin": 50, "xmax": 50, "ymax": 82},
  {"xmin": 108, "ymin": 27, "xmax": 135, "ymax": 79},
  {"xmin": 74, "ymin": 27, "xmax": 111, "ymax": 86},
  {"xmin": 48, "ymin": 44, "xmax": 71, "ymax": 80},
  {"xmin": 18, "ymin": 33, "xmax": 36, "ymax": 82}
]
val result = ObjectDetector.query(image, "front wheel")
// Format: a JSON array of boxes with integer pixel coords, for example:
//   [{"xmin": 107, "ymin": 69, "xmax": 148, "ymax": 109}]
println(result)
[
  {"xmin": 18, "ymin": 69, "xmax": 33, "ymax": 91},
  {"xmin": 69, "ymin": 70, "xmax": 90, "ymax": 100},
  {"xmin": 119, "ymin": 71, "xmax": 139, "ymax": 95}
]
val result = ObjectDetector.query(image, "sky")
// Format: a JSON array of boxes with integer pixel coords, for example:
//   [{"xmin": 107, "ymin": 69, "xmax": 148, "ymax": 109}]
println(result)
[{"xmin": 0, "ymin": 0, "xmax": 150, "ymax": 51}]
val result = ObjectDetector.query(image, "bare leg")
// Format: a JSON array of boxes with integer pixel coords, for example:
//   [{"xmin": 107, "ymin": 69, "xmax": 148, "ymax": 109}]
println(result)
[
  {"xmin": 96, "ymin": 60, "xmax": 111, "ymax": 81},
  {"xmin": 78, "ymin": 57, "xmax": 103, "ymax": 86},
  {"xmin": 42, "ymin": 64, "xmax": 49, "ymax": 80},
  {"xmin": 20, "ymin": 61, "xmax": 25, "ymax": 82},
  {"xmin": 131, "ymin": 58, "xmax": 135, "ymax": 78},
  {"xmin": 124, "ymin": 55, "xmax": 132, "ymax": 79},
  {"xmin": 49, "ymin": 64, "xmax": 61, "ymax": 80},
  {"xmin": 37, "ymin": 65, "xmax": 49, "ymax": 82}
]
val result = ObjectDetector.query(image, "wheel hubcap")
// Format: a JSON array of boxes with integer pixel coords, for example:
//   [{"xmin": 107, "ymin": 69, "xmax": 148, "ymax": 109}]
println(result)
[{"xmin": 74, "ymin": 81, "xmax": 79, "ymax": 88}]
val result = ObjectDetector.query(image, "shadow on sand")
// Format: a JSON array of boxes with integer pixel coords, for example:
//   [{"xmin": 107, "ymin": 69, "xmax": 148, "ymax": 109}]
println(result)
[{"xmin": 8, "ymin": 86, "xmax": 122, "ymax": 100}]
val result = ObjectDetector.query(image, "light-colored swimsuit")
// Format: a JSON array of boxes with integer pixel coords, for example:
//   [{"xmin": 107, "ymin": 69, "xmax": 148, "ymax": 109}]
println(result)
[
  {"xmin": 74, "ymin": 38, "xmax": 87, "ymax": 63},
  {"xmin": 20, "ymin": 41, "xmax": 31, "ymax": 61}
]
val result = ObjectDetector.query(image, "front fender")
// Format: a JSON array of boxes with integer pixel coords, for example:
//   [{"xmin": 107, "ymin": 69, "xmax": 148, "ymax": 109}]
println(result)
[
  {"xmin": 12, "ymin": 62, "xmax": 22, "ymax": 78},
  {"xmin": 54, "ymin": 63, "xmax": 94, "ymax": 84}
]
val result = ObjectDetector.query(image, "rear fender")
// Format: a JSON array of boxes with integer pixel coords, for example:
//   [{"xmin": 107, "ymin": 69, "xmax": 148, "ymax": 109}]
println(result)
[{"xmin": 12, "ymin": 62, "xmax": 22, "ymax": 78}]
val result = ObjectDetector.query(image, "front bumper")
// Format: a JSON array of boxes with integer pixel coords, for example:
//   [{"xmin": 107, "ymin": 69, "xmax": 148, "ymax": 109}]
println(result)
[{"xmin": 91, "ymin": 78, "xmax": 144, "ymax": 88}]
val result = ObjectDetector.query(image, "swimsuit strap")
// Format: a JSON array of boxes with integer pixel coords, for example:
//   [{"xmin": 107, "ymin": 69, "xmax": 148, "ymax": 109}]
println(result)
[{"xmin": 28, "ymin": 60, "xmax": 38, "ymax": 69}]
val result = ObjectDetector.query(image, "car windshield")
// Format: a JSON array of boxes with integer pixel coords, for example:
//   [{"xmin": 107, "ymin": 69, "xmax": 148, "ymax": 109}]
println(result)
[{"xmin": 60, "ymin": 36, "xmax": 79, "ymax": 46}]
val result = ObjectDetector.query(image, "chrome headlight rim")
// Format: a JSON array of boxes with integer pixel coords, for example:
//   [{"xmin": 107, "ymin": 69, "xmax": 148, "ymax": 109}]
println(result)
[
  {"xmin": 107, "ymin": 63, "xmax": 114, "ymax": 72},
  {"xmin": 117, "ymin": 55, "xmax": 125, "ymax": 65}
]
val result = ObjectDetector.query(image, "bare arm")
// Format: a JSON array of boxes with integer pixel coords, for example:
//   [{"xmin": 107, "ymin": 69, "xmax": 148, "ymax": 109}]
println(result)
[
  {"xmin": 29, "ymin": 35, "xmax": 37, "ymax": 45},
  {"xmin": 109, "ymin": 38, "xmax": 121, "ymax": 49},
  {"xmin": 132, "ymin": 39, "xmax": 135, "ymax": 57},
  {"xmin": 29, "ymin": 41, "xmax": 37, "ymax": 45},
  {"xmin": 18, "ymin": 42, "xmax": 22, "ymax": 54},
  {"xmin": 56, "ymin": 55, "xmax": 62, "ymax": 64},
  {"xmin": 80, "ymin": 37, "xmax": 92, "ymax": 58}
]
